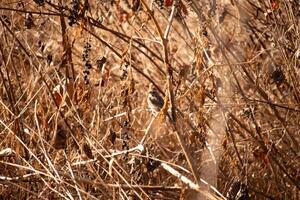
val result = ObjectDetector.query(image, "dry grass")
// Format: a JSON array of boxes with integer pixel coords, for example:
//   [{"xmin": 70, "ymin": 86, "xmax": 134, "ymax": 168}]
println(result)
[{"xmin": 0, "ymin": 0, "xmax": 299, "ymax": 199}]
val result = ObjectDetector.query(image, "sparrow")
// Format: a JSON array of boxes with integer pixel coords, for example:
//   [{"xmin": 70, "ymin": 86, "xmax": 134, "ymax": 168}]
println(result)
[{"xmin": 147, "ymin": 84, "xmax": 164, "ymax": 116}]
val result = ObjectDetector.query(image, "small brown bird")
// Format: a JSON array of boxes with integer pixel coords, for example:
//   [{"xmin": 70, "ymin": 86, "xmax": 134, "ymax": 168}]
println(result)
[{"xmin": 147, "ymin": 84, "xmax": 164, "ymax": 116}]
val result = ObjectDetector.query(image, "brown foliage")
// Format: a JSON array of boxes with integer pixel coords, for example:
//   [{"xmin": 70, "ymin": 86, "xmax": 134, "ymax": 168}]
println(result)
[{"xmin": 0, "ymin": 0, "xmax": 299, "ymax": 199}]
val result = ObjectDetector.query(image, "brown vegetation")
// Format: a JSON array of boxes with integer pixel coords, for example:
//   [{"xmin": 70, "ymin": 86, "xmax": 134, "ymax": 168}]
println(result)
[{"xmin": 0, "ymin": 0, "xmax": 299, "ymax": 199}]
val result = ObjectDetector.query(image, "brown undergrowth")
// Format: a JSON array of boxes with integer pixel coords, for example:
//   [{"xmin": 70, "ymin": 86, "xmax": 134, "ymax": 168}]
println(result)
[{"xmin": 0, "ymin": 0, "xmax": 299, "ymax": 199}]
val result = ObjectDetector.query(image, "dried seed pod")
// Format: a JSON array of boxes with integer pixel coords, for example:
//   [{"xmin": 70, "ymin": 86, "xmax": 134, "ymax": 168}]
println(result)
[
  {"xmin": 52, "ymin": 125, "xmax": 67, "ymax": 150},
  {"xmin": 82, "ymin": 41, "xmax": 92, "ymax": 84}
]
